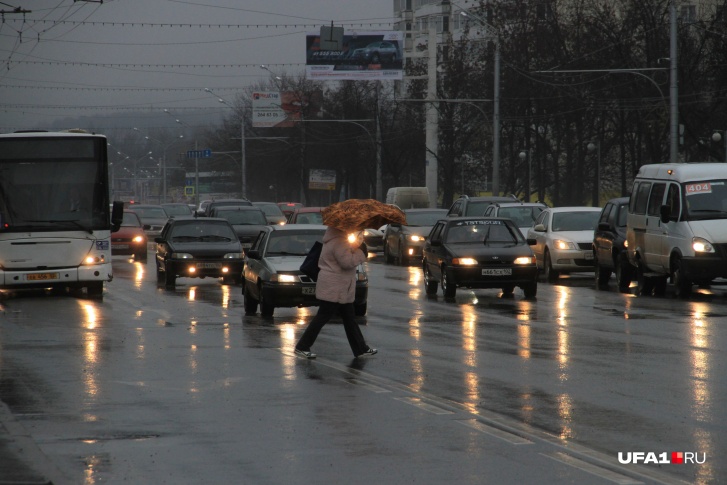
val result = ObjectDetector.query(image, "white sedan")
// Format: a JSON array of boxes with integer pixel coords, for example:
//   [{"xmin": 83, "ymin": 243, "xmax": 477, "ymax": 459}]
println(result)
[{"xmin": 527, "ymin": 207, "xmax": 601, "ymax": 282}]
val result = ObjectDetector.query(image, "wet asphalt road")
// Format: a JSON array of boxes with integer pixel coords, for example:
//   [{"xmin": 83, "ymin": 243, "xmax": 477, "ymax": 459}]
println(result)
[{"xmin": 1, "ymin": 253, "xmax": 726, "ymax": 484}]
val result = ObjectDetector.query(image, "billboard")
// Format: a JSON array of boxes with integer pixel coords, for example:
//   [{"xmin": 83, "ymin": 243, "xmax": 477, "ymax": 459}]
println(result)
[
  {"xmin": 305, "ymin": 31, "xmax": 404, "ymax": 81},
  {"xmin": 252, "ymin": 91, "xmax": 322, "ymax": 128},
  {"xmin": 309, "ymin": 169, "xmax": 336, "ymax": 190}
]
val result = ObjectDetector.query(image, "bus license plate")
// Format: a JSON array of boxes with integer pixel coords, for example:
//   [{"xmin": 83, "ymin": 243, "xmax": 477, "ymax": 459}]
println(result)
[
  {"xmin": 26, "ymin": 272, "xmax": 59, "ymax": 281},
  {"xmin": 196, "ymin": 263, "xmax": 221, "ymax": 269},
  {"xmin": 302, "ymin": 287, "xmax": 316, "ymax": 295},
  {"xmin": 482, "ymin": 269, "xmax": 511, "ymax": 276},
  {"xmin": 115, "ymin": 244, "xmax": 129, "ymax": 249}
]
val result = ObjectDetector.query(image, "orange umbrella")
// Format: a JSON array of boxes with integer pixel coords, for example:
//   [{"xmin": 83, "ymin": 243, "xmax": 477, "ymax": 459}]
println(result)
[{"xmin": 321, "ymin": 199, "xmax": 407, "ymax": 232}]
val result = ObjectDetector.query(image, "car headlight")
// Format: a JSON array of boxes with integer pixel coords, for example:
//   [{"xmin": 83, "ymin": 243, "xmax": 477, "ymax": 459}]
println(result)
[
  {"xmin": 514, "ymin": 256, "xmax": 534, "ymax": 265},
  {"xmin": 223, "ymin": 252, "xmax": 244, "ymax": 259},
  {"xmin": 408, "ymin": 235, "xmax": 424, "ymax": 242},
  {"xmin": 132, "ymin": 236, "xmax": 145, "ymax": 243},
  {"xmin": 171, "ymin": 252, "xmax": 194, "ymax": 259},
  {"xmin": 623, "ymin": 240, "xmax": 628, "ymax": 248},
  {"xmin": 271, "ymin": 274, "xmax": 297, "ymax": 283},
  {"xmin": 452, "ymin": 257, "xmax": 478, "ymax": 265},
  {"xmin": 692, "ymin": 237, "xmax": 715, "ymax": 253},
  {"xmin": 554, "ymin": 240, "xmax": 576, "ymax": 250}
]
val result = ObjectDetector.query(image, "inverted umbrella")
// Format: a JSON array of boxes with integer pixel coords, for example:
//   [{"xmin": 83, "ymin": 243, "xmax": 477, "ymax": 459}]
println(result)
[{"xmin": 321, "ymin": 199, "xmax": 407, "ymax": 232}]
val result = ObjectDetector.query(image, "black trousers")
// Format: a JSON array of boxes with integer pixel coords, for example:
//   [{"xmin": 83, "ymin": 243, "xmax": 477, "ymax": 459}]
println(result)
[{"xmin": 295, "ymin": 300, "xmax": 368, "ymax": 356}]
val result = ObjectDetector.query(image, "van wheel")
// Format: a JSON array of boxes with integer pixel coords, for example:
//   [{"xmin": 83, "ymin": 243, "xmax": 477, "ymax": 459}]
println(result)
[
  {"xmin": 615, "ymin": 256, "xmax": 633, "ymax": 293},
  {"xmin": 544, "ymin": 250, "xmax": 559, "ymax": 282},
  {"xmin": 672, "ymin": 256, "xmax": 692, "ymax": 298},
  {"xmin": 636, "ymin": 261, "xmax": 654, "ymax": 296},
  {"xmin": 594, "ymin": 253, "xmax": 611, "ymax": 288}
]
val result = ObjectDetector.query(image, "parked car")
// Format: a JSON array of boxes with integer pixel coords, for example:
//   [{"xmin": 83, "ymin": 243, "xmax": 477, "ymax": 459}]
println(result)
[
  {"xmin": 201, "ymin": 199, "xmax": 252, "ymax": 217},
  {"xmin": 422, "ymin": 217, "xmax": 538, "ymax": 298},
  {"xmin": 384, "ymin": 208, "xmax": 447, "ymax": 265},
  {"xmin": 161, "ymin": 202, "xmax": 193, "ymax": 217},
  {"xmin": 111, "ymin": 210, "xmax": 148, "ymax": 262},
  {"xmin": 287, "ymin": 207, "xmax": 325, "ymax": 224},
  {"xmin": 210, "ymin": 205, "xmax": 268, "ymax": 252},
  {"xmin": 127, "ymin": 203, "xmax": 169, "ymax": 238},
  {"xmin": 446, "ymin": 194, "xmax": 520, "ymax": 218},
  {"xmin": 277, "ymin": 202, "xmax": 304, "ymax": 219},
  {"xmin": 154, "ymin": 216, "xmax": 244, "ymax": 287},
  {"xmin": 242, "ymin": 225, "xmax": 368, "ymax": 317},
  {"xmin": 593, "ymin": 197, "xmax": 632, "ymax": 292},
  {"xmin": 252, "ymin": 201, "xmax": 287, "ymax": 225},
  {"xmin": 527, "ymin": 207, "xmax": 601, "ymax": 282},
  {"xmin": 483, "ymin": 201, "xmax": 547, "ymax": 237}
]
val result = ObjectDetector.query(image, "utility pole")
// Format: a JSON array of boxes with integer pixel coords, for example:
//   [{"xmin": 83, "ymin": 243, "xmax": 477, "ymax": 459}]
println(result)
[{"xmin": 425, "ymin": 27, "xmax": 439, "ymax": 208}]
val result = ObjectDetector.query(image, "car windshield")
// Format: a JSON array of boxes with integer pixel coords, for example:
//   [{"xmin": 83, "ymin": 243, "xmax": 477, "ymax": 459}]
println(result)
[
  {"xmin": 464, "ymin": 201, "xmax": 493, "ymax": 216},
  {"xmin": 121, "ymin": 212, "xmax": 141, "ymax": 227},
  {"xmin": 682, "ymin": 180, "xmax": 727, "ymax": 220},
  {"xmin": 295, "ymin": 212, "xmax": 323, "ymax": 224},
  {"xmin": 257, "ymin": 204, "xmax": 284, "ymax": 216},
  {"xmin": 404, "ymin": 210, "xmax": 446, "ymax": 226},
  {"xmin": 446, "ymin": 221, "xmax": 522, "ymax": 246},
  {"xmin": 170, "ymin": 221, "xmax": 236, "ymax": 241},
  {"xmin": 220, "ymin": 210, "xmax": 267, "ymax": 225},
  {"xmin": 162, "ymin": 204, "xmax": 191, "ymax": 216},
  {"xmin": 134, "ymin": 207, "xmax": 167, "ymax": 218},
  {"xmin": 265, "ymin": 230, "xmax": 324, "ymax": 256},
  {"xmin": 551, "ymin": 211, "xmax": 600, "ymax": 231},
  {"xmin": 497, "ymin": 206, "xmax": 544, "ymax": 228}
]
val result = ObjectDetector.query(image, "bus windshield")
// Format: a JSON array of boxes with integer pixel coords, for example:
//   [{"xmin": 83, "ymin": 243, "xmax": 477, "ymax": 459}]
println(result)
[{"xmin": 0, "ymin": 136, "xmax": 109, "ymax": 232}]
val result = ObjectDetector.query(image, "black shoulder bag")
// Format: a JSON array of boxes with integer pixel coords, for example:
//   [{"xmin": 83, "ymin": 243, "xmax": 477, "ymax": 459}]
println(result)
[{"xmin": 300, "ymin": 241, "xmax": 323, "ymax": 281}]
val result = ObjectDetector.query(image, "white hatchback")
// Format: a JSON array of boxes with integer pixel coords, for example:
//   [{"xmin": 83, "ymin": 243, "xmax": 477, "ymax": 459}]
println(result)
[{"xmin": 527, "ymin": 207, "xmax": 601, "ymax": 282}]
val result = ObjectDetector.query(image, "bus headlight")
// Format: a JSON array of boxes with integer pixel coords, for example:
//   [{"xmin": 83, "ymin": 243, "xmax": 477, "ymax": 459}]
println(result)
[
  {"xmin": 692, "ymin": 237, "xmax": 715, "ymax": 253},
  {"xmin": 83, "ymin": 255, "xmax": 106, "ymax": 265}
]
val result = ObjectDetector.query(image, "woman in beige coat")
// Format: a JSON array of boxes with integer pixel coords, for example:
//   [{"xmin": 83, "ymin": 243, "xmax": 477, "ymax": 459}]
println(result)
[{"xmin": 294, "ymin": 226, "xmax": 377, "ymax": 359}]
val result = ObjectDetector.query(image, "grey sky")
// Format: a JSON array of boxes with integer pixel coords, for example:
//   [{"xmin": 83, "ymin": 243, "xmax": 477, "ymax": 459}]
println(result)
[{"xmin": 0, "ymin": 0, "xmax": 395, "ymax": 132}]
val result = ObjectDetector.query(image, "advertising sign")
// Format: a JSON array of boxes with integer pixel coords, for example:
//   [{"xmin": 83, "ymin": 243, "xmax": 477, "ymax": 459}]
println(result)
[
  {"xmin": 305, "ymin": 31, "xmax": 404, "ymax": 81},
  {"xmin": 252, "ymin": 91, "xmax": 320, "ymax": 128},
  {"xmin": 309, "ymin": 169, "xmax": 336, "ymax": 190}
]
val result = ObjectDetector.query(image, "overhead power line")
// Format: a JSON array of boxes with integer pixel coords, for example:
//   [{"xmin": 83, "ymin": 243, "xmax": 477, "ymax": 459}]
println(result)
[{"xmin": 5, "ymin": 18, "xmax": 396, "ymax": 29}]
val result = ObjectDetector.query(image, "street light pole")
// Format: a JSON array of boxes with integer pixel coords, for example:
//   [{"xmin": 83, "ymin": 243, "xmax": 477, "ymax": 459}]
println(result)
[
  {"xmin": 204, "ymin": 88, "xmax": 247, "ymax": 199},
  {"xmin": 587, "ymin": 142, "xmax": 601, "ymax": 206},
  {"xmin": 518, "ymin": 150, "xmax": 531, "ymax": 202}
]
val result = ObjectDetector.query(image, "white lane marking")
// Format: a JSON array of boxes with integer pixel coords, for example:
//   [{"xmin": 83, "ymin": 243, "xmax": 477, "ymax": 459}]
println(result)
[
  {"xmin": 394, "ymin": 396, "xmax": 454, "ymax": 415},
  {"xmin": 458, "ymin": 418, "xmax": 533, "ymax": 445},
  {"xmin": 343, "ymin": 378, "xmax": 391, "ymax": 393},
  {"xmin": 543, "ymin": 452, "xmax": 643, "ymax": 485}
]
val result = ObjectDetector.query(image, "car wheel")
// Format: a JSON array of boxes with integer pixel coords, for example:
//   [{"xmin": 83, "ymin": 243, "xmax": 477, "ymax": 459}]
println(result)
[
  {"xmin": 354, "ymin": 302, "xmax": 367, "ymax": 316},
  {"xmin": 384, "ymin": 241, "xmax": 395, "ymax": 264},
  {"xmin": 165, "ymin": 262, "xmax": 176, "ymax": 287},
  {"xmin": 522, "ymin": 281, "xmax": 537, "ymax": 299},
  {"xmin": 672, "ymin": 256, "xmax": 692, "ymax": 298},
  {"xmin": 423, "ymin": 262, "xmax": 438, "ymax": 296},
  {"xmin": 441, "ymin": 266, "xmax": 456, "ymax": 299},
  {"xmin": 86, "ymin": 282, "xmax": 103, "ymax": 300},
  {"xmin": 501, "ymin": 285, "xmax": 514, "ymax": 296},
  {"xmin": 243, "ymin": 283, "xmax": 258, "ymax": 315},
  {"xmin": 594, "ymin": 253, "xmax": 611, "ymax": 288},
  {"xmin": 636, "ymin": 260, "xmax": 654, "ymax": 296},
  {"xmin": 258, "ymin": 283, "xmax": 274, "ymax": 317},
  {"xmin": 398, "ymin": 238, "xmax": 409, "ymax": 266},
  {"xmin": 615, "ymin": 255, "xmax": 633, "ymax": 293},
  {"xmin": 544, "ymin": 249, "xmax": 559, "ymax": 283}
]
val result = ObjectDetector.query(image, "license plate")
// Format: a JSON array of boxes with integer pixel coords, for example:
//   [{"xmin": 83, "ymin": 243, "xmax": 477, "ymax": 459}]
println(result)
[
  {"xmin": 26, "ymin": 272, "xmax": 59, "ymax": 281},
  {"xmin": 114, "ymin": 244, "xmax": 129, "ymax": 249},
  {"xmin": 196, "ymin": 262, "xmax": 221, "ymax": 269},
  {"xmin": 302, "ymin": 287, "xmax": 316, "ymax": 295},
  {"xmin": 584, "ymin": 252, "xmax": 594, "ymax": 260},
  {"xmin": 482, "ymin": 268, "xmax": 512, "ymax": 276}
]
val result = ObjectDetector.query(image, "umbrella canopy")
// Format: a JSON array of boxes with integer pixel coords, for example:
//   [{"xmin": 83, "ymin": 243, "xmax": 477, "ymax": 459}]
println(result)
[{"xmin": 321, "ymin": 199, "xmax": 407, "ymax": 232}]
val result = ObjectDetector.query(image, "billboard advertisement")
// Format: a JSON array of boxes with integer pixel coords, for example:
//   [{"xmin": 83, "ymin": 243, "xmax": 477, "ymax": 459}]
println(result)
[
  {"xmin": 305, "ymin": 31, "xmax": 404, "ymax": 81},
  {"xmin": 252, "ymin": 91, "xmax": 322, "ymax": 128},
  {"xmin": 309, "ymin": 169, "xmax": 336, "ymax": 190}
]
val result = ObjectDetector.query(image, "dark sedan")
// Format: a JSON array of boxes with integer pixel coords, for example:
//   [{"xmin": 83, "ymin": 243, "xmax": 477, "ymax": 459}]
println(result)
[
  {"xmin": 154, "ymin": 216, "xmax": 244, "ymax": 287},
  {"xmin": 384, "ymin": 208, "xmax": 447, "ymax": 265},
  {"xmin": 208, "ymin": 205, "xmax": 269, "ymax": 252},
  {"xmin": 422, "ymin": 217, "xmax": 538, "ymax": 299},
  {"xmin": 593, "ymin": 196, "xmax": 632, "ymax": 292}
]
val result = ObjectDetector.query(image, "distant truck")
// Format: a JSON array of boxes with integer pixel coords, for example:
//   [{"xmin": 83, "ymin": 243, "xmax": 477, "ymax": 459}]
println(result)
[{"xmin": 386, "ymin": 187, "xmax": 430, "ymax": 209}]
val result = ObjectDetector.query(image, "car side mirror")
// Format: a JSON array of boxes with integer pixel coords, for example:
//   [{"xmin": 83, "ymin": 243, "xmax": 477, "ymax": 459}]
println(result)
[
  {"xmin": 660, "ymin": 204, "xmax": 671, "ymax": 224},
  {"xmin": 527, "ymin": 238, "xmax": 537, "ymax": 246},
  {"xmin": 246, "ymin": 249, "xmax": 260, "ymax": 259},
  {"xmin": 110, "ymin": 201, "xmax": 124, "ymax": 232},
  {"xmin": 597, "ymin": 221, "xmax": 610, "ymax": 231},
  {"xmin": 533, "ymin": 224, "xmax": 546, "ymax": 232}
]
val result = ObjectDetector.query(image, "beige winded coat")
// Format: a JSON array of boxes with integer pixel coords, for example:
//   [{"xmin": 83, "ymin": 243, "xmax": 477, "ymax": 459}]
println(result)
[{"xmin": 315, "ymin": 227, "xmax": 366, "ymax": 303}]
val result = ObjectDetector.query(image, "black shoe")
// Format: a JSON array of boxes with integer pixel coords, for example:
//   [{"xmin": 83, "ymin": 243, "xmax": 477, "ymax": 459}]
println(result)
[
  {"xmin": 295, "ymin": 348, "xmax": 316, "ymax": 359},
  {"xmin": 357, "ymin": 347, "xmax": 377, "ymax": 358}
]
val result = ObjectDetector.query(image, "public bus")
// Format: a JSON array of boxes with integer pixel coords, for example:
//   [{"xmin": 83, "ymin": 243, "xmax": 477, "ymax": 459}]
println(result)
[{"xmin": 0, "ymin": 130, "xmax": 123, "ymax": 299}]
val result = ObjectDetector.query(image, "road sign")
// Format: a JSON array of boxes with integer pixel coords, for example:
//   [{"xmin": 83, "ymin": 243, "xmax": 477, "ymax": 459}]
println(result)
[
  {"xmin": 186, "ymin": 149, "xmax": 212, "ymax": 158},
  {"xmin": 184, "ymin": 186, "xmax": 194, "ymax": 196}
]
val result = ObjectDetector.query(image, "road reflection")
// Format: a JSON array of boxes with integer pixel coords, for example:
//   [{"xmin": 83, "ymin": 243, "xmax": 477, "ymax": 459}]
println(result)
[{"xmin": 689, "ymin": 301, "xmax": 715, "ymax": 483}]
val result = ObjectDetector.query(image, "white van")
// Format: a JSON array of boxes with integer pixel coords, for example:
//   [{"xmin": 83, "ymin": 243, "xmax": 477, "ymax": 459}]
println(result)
[
  {"xmin": 626, "ymin": 163, "xmax": 727, "ymax": 297},
  {"xmin": 385, "ymin": 187, "xmax": 430, "ymax": 209}
]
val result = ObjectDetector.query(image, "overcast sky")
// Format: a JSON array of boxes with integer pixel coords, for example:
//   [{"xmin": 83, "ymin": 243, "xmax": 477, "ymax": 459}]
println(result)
[{"xmin": 0, "ymin": 0, "xmax": 395, "ymax": 132}]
